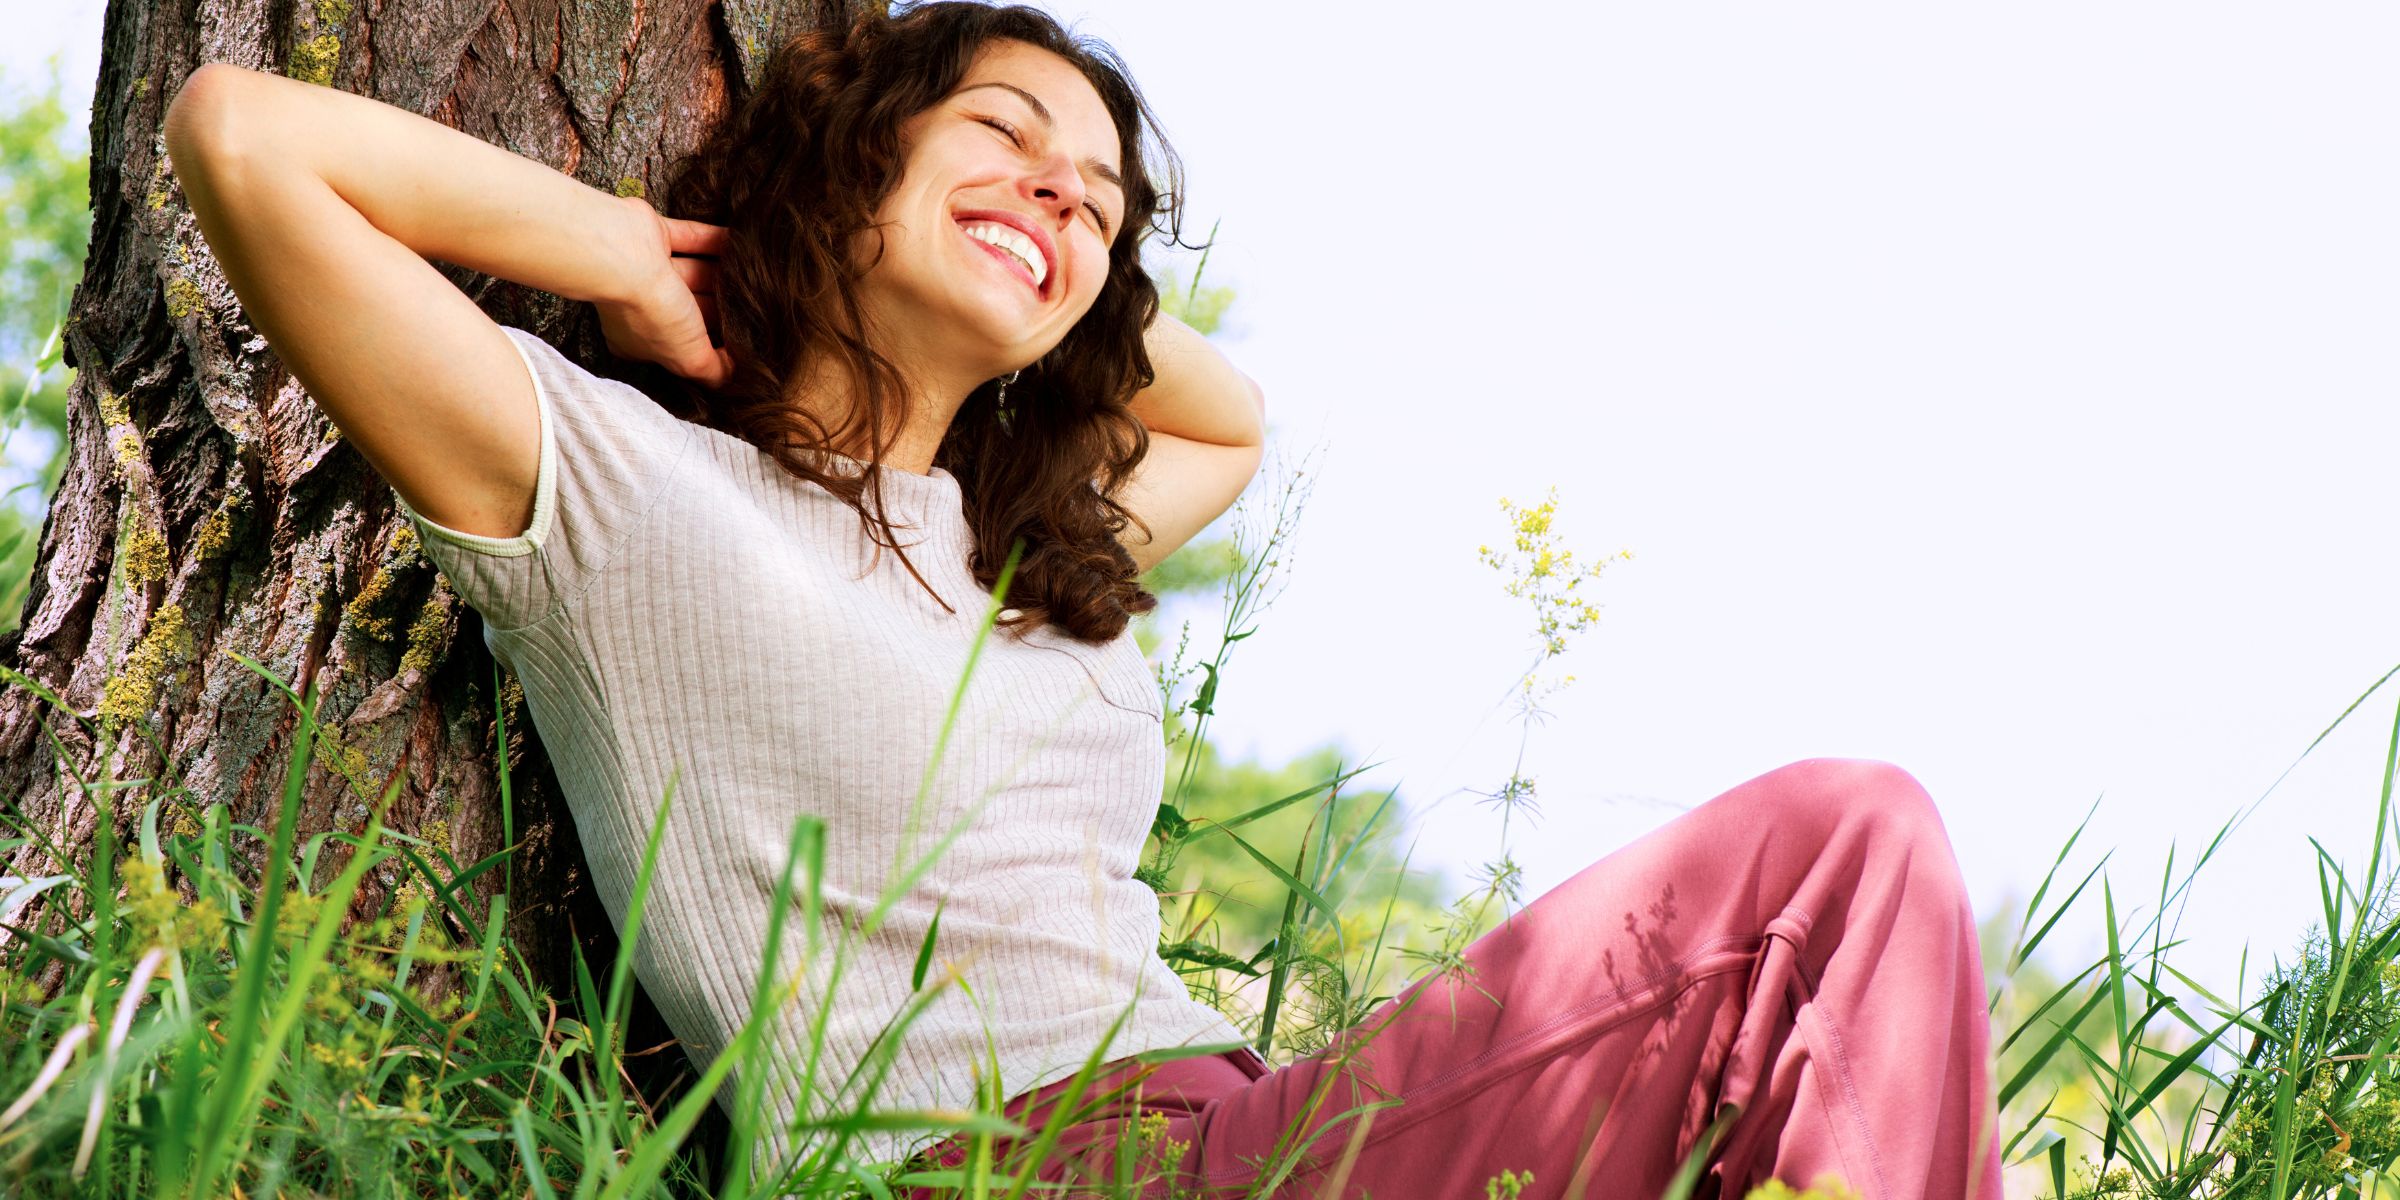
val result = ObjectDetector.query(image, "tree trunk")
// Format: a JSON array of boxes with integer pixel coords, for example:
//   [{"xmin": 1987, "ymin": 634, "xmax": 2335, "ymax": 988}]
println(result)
[{"xmin": 0, "ymin": 0, "xmax": 857, "ymax": 1088}]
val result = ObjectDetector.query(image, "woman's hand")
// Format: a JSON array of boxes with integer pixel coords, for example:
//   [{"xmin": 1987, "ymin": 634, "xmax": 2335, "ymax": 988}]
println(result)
[{"xmin": 596, "ymin": 196, "xmax": 736, "ymax": 388}]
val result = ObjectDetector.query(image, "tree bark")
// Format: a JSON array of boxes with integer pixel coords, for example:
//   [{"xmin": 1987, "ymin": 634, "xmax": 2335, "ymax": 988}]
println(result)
[{"xmin": 0, "ymin": 0, "xmax": 860, "ymax": 1104}]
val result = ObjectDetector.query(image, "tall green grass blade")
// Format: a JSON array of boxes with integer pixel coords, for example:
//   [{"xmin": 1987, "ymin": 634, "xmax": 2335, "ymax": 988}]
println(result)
[
  {"xmin": 2321, "ymin": 687, "xmax": 2400, "ymax": 1066},
  {"xmin": 87, "ymin": 770, "xmax": 115, "ymax": 1004},
  {"xmin": 468, "ymin": 890, "xmax": 508, "ymax": 1025},
  {"xmin": 2101, "ymin": 876, "xmax": 2129, "ymax": 1169},
  {"xmin": 512, "ymin": 1101, "xmax": 563, "ymax": 1200},
  {"xmin": 1181, "ymin": 761, "xmax": 1382, "ymax": 845},
  {"xmin": 2124, "ymin": 1009, "xmax": 2245, "ymax": 1125},
  {"xmin": 1658, "ymin": 1105, "xmax": 1739, "ymax": 1200},
  {"xmin": 2011, "ymin": 855, "xmax": 2113, "ymax": 978},
  {"xmin": 496, "ymin": 657, "xmax": 518, "ymax": 905},
  {"xmin": 1255, "ymin": 883, "xmax": 1302, "ymax": 1059},
  {"xmin": 232, "ymin": 771, "xmax": 401, "ymax": 1170},
  {"xmin": 158, "ymin": 668, "xmax": 320, "ymax": 1199},
  {"xmin": 2012, "ymin": 795, "xmax": 2104, "ymax": 970},
  {"xmin": 912, "ymin": 900, "xmax": 946, "ymax": 993},
  {"xmin": 991, "ymin": 1004, "xmax": 1139, "ymax": 1200},
  {"xmin": 1209, "ymin": 822, "xmax": 1338, "ymax": 924},
  {"xmin": 597, "ymin": 767, "xmax": 681, "ymax": 1150},
  {"xmin": 725, "ymin": 814, "xmax": 826, "ymax": 1198},
  {"xmin": 895, "ymin": 541, "xmax": 1022, "ymax": 886},
  {"xmin": 2267, "ymin": 989, "xmax": 2311, "ymax": 1199}
]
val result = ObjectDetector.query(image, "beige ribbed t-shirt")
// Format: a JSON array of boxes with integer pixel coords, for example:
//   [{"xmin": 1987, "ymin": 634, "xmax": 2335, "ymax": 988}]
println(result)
[{"xmin": 391, "ymin": 326, "xmax": 1250, "ymax": 1172}]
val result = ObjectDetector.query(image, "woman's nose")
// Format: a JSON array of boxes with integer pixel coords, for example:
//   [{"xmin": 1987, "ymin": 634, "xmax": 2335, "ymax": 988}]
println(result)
[{"xmin": 1022, "ymin": 155, "xmax": 1086, "ymax": 226}]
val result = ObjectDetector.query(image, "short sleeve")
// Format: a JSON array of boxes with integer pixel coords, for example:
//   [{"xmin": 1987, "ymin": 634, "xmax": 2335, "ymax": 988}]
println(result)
[{"xmin": 391, "ymin": 325, "xmax": 698, "ymax": 632}]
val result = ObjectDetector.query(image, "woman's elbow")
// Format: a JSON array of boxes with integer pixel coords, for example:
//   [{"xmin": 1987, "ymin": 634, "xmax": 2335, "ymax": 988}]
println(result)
[{"xmin": 164, "ymin": 63, "xmax": 259, "ymax": 169}]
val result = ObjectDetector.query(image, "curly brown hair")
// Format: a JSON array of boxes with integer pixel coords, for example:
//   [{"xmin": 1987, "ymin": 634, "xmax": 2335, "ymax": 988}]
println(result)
[{"xmin": 655, "ymin": 1, "xmax": 1195, "ymax": 643}]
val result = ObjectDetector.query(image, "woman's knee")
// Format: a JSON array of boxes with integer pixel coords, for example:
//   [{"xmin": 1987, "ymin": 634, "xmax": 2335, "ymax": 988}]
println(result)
[{"xmin": 1752, "ymin": 756, "xmax": 1947, "ymax": 850}]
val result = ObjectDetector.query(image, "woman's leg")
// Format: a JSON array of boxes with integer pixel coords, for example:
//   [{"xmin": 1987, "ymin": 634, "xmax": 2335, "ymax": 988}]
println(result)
[{"xmin": 917, "ymin": 757, "xmax": 2006, "ymax": 1200}]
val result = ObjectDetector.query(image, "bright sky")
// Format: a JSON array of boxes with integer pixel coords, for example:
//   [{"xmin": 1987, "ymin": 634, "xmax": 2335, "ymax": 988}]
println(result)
[
  {"xmin": 1052, "ymin": 1, "xmax": 2400, "ymax": 1002},
  {"xmin": 11, "ymin": 2, "xmax": 2399, "ymax": 1003}
]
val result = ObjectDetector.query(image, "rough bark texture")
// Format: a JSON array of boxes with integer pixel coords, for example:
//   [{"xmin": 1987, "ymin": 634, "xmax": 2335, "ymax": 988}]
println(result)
[{"xmin": 0, "ymin": 0, "xmax": 863, "ymax": 1149}]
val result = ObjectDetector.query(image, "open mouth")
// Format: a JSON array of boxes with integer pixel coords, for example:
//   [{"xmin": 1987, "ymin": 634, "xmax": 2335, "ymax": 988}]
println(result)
[{"xmin": 956, "ymin": 218, "xmax": 1050, "ymax": 300}]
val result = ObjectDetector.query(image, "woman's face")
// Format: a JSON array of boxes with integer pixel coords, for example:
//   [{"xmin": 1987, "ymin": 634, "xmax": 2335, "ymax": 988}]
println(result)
[{"xmin": 856, "ymin": 39, "xmax": 1126, "ymax": 384}]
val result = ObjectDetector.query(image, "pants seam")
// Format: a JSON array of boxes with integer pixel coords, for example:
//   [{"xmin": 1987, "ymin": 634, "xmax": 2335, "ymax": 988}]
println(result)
[{"xmin": 1776, "ymin": 897, "xmax": 1894, "ymax": 1200}]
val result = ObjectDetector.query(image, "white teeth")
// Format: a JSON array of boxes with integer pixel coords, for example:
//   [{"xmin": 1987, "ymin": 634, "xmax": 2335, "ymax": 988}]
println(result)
[{"xmin": 961, "ymin": 221, "xmax": 1048, "ymax": 289}]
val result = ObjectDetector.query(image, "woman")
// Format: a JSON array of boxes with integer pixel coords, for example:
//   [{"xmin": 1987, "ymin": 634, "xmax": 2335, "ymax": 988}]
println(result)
[{"xmin": 164, "ymin": 3, "xmax": 2005, "ymax": 1197}]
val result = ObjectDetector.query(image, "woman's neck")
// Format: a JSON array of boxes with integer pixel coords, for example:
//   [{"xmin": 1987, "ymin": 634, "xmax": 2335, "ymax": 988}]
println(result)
[{"xmin": 778, "ymin": 351, "xmax": 980, "ymax": 476}]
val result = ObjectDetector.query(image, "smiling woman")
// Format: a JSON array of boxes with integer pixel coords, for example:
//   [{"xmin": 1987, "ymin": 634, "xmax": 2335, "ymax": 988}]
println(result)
[
  {"xmin": 160, "ymin": 0, "xmax": 2006, "ymax": 1193},
  {"xmin": 655, "ymin": 7, "xmax": 1265, "ymax": 642}
]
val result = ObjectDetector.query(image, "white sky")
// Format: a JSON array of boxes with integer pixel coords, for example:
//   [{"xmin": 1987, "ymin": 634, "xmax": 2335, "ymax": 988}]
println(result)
[
  {"xmin": 11, "ymin": 2, "xmax": 2400, "ymax": 1002},
  {"xmin": 1055, "ymin": 0, "xmax": 2400, "ymax": 1002}
]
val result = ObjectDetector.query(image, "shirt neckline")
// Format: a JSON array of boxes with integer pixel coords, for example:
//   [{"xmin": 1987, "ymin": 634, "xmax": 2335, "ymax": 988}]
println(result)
[{"xmin": 782, "ymin": 445, "xmax": 961, "ymax": 510}]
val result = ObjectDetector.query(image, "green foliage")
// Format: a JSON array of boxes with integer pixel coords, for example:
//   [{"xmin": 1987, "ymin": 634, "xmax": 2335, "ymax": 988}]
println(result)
[
  {"xmin": 0, "ymin": 61, "xmax": 92, "ymax": 634},
  {"xmin": 1154, "ymin": 266, "xmax": 1233, "ymax": 338},
  {"xmin": 0, "ymin": 62, "xmax": 88, "ymax": 369},
  {"xmin": 1152, "ymin": 739, "xmax": 1439, "ymax": 951},
  {"xmin": 1144, "ymin": 735, "xmax": 1450, "ymax": 1057},
  {"xmin": 1483, "ymin": 1166, "xmax": 1535, "ymax": 1198},
  {"xmin": 1139, "ymin": 534, "xmax": 1239, "ymax": 605},
  {"xmin": 1151, "ymin": 217, "xmax": 1235, "ymax": 337}
]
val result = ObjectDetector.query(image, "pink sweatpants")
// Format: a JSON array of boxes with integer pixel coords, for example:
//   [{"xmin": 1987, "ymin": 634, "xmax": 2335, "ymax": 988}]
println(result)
[{"xmin": 903, "ymin": 758, "xmax": 2007, "ymax": 1199}]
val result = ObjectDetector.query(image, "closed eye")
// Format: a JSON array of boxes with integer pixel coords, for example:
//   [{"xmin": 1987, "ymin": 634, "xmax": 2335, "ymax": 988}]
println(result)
[{"xmin": 977, "ymin": 116, "xmax": 1114, "ymax": 238}]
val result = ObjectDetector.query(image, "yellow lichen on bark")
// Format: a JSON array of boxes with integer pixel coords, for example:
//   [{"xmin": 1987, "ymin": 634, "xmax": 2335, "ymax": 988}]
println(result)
[
  {"xmin": 192, "ymin": 507, "xmax": 235, "ymax": 560},
  {"xmin": 99, "ymin": 603, "xmax": 190, "ymax": 728},
  {"xmin": 163, "ymin": 276, "xmax": 203, "ymax": 318},
  {"xmin": 288, "ymin": 35, "xmax": 341, "ymax": 87},
  {"xmin": 311, "ymin": 725, "xmax": 372, "ymax": 791},
  {"xmin": 192, "ymin": 487, "xmax": 249, "ymax": 561},
  {"xmin": 345, "ymin": 525, "xmax": 425, "ymax": 641},
  {"xmin": 119, "ymin": 521, "xmax": 170, "ymax": 585},
  {"xmin": 288, "ymin": 0, "xmax": 352, "ymax": 87},
  {"xmin": 399, "ymin": 578, "xmax": 453, "ymax": 675},
  {"xmin": 346, "ymin": 568, "xmax": 404, "ymax": 641}
]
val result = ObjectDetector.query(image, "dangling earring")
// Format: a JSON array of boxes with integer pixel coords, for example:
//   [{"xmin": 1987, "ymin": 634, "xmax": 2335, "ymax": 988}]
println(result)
[{"xmin": 994, "ymin": 368, "xmax": 1023, "ymax": 432}]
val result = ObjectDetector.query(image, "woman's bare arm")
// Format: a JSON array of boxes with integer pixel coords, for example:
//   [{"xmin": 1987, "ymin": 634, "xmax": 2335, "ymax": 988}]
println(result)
[
  {"xmin": 163, "ymin": 63, "xmax": 725, "ymax": 541},
  {"xmin": 1115, "ymin": 311, "xmax": 1267, "ymax": 574}
]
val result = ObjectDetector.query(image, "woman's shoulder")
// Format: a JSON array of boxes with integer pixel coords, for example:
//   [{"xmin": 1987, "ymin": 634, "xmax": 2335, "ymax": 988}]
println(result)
[{"xmin": 403, "ymin": 326, "xmax": 717, "ymax": 629}]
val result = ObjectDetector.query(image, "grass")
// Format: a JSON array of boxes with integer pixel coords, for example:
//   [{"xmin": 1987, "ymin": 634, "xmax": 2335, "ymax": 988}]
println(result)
[
  {"xmin": 2, "ymin": 458, "xmax": 2398, "ymax": 1198},
  {"xmin": 1982, "ymin": 663, "xmax": 2400, "ymax": 1198}
]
